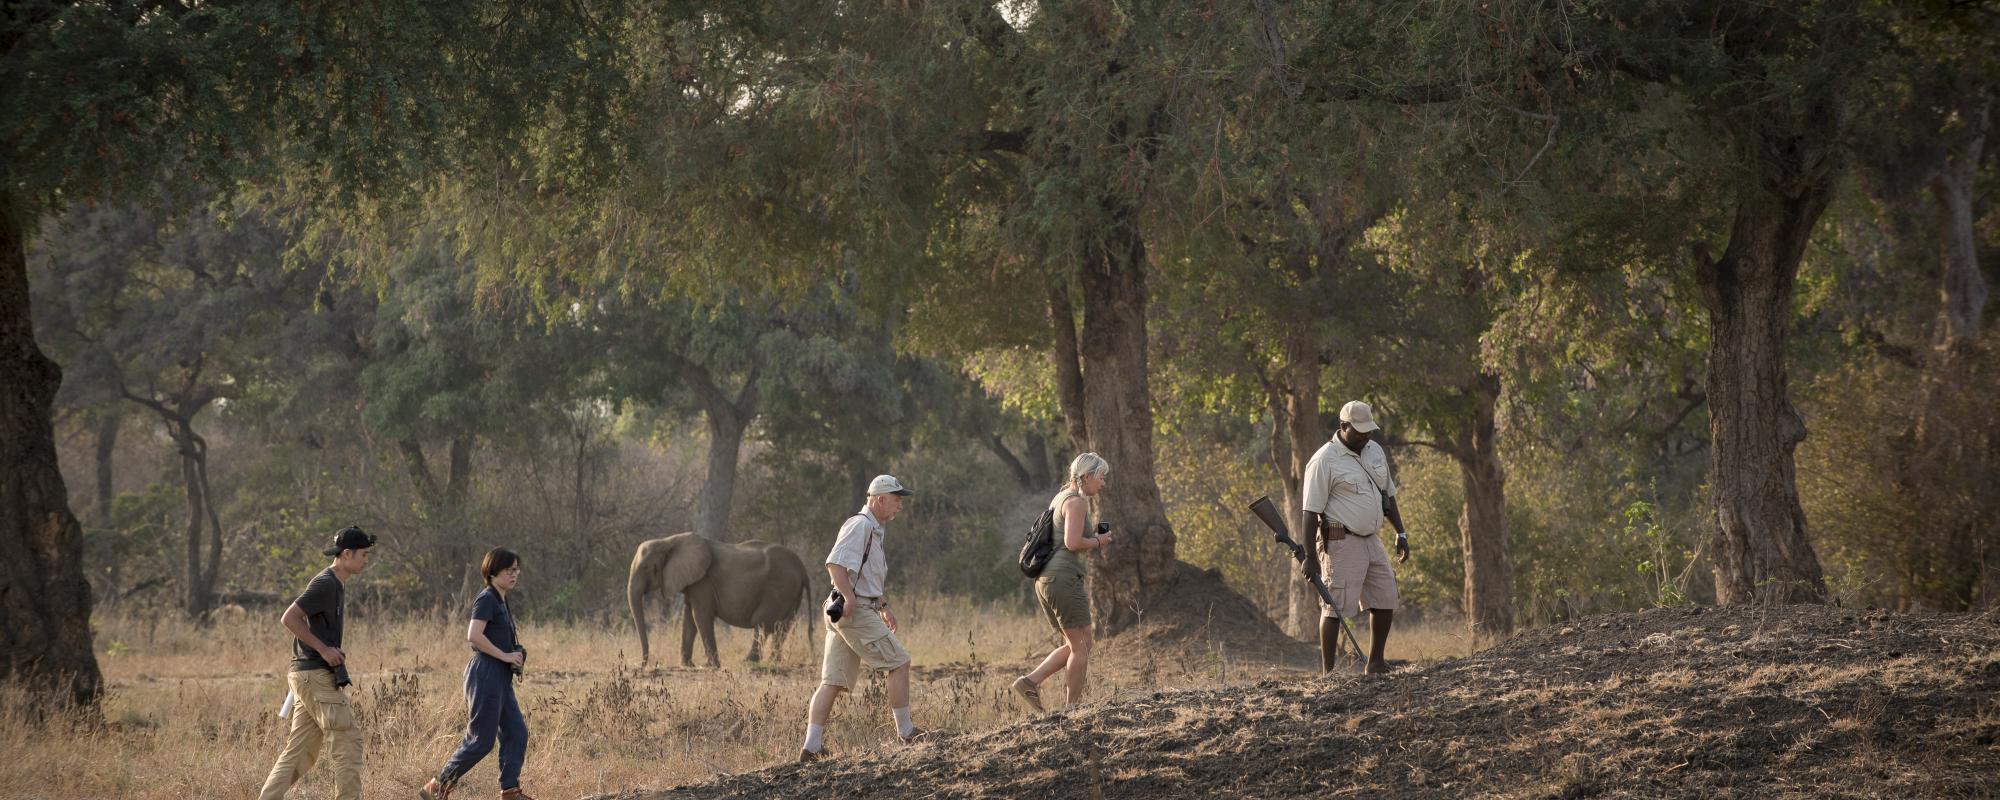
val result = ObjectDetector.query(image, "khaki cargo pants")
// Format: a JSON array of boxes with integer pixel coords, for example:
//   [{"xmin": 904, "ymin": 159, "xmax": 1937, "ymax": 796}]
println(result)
[{"xmin": 258, "ymin": 668, "xmax": 362, "ymax": 800}]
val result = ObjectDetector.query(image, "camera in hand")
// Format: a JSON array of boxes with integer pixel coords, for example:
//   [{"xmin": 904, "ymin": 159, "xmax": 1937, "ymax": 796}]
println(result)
[
  {"xmin": 1096, "ymin": 522, "xmax": 1111, "ymax": 535},
  {"xmin": 824, "ymin": 589, "xmax": 846, "ymax": 623},
  {"xmin": 330, "ymin": 664, "xmax": 352, "ymax": 688},
  {"xmin": 510, "ymin": 646, "xmax": 527, "ymax": 678}
]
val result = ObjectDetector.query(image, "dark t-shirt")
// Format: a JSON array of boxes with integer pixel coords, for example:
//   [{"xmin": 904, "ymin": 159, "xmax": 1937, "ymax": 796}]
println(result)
[
  {"xmin": 289, "ymin": 568, "xmax": 344, "ymax": 672},
  {"xmin": 470, "ymin": 587, "xmax": 517, "ymax": 660}
]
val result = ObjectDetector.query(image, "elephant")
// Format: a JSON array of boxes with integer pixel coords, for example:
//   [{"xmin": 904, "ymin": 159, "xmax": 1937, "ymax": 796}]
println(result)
[{"xmin": 627, "ymin": 532, "xmax": 815, "ymax": 668}]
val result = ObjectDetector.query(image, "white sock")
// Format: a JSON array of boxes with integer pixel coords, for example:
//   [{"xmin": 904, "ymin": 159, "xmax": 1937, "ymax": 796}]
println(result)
[
  {"xmin": 893, "ymin": 707, "xmax": 913, "ymax": 738},
  {"xmin": 804, "ymin": 723, "xmax": 825, "ymax": 753}
]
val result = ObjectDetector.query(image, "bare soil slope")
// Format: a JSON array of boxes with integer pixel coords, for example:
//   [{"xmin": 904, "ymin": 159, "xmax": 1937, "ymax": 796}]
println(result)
[{"xmin": 598, "ymin": 605, "xmax": 2000, "ymax": 799}]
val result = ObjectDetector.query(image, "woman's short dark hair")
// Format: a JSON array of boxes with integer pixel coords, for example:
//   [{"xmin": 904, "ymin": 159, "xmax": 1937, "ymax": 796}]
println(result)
[{"xmin": 481, "ymin": 547, "xmax": 521, "ymax": 585}]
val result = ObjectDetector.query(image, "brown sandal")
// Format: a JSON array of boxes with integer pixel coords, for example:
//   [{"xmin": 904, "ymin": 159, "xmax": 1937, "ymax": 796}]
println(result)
[{"xmin": 1011, "ymin": 676, "xmax": 1045, "ymax": 713}]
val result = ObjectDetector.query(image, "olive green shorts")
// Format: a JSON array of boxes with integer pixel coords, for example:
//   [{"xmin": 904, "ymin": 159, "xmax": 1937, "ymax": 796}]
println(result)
[{"xmin": 1035, "ymin": 571, "xmax": 1092, "ymax": 633}]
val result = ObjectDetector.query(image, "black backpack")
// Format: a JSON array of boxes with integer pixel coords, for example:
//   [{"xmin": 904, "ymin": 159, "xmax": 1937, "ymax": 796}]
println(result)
[{"xmin": 1017, "ymin": 506, "xmax": 1058, "ymax": 578}]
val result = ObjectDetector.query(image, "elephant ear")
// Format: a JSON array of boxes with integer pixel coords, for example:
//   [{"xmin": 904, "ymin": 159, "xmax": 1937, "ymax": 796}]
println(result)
[{"xmin": 659, "ymin": 533, "xmax": 714, "ymax": 593}]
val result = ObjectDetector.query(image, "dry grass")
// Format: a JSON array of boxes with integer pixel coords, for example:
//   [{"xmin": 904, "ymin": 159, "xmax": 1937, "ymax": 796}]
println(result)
[
  {"xmin": 0, "ymin": 595, "xmax": 1475, "ymax": 800},
  {"xmin": 630, "ymin": 606, "xmax": 2000, "ymax": 800}
]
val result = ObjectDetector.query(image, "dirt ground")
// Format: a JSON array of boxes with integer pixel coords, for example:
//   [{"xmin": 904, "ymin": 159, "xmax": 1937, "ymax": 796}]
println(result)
[{"xmin": 594, "ymin": 605, "xmax": 2000, "ymax": 799}]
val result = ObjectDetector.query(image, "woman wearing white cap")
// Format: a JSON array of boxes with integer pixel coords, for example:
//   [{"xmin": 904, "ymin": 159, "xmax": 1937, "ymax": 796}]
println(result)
[{"xmin": 1012, "ymin": 453, "xmax": 1114, "ymax": 712}]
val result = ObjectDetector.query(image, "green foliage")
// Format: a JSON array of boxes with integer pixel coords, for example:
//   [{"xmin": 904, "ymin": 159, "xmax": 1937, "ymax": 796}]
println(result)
[
  {"xmin": 1508, "ymin": 444, "xmax": 1712, "ymax": 624},
  {"xmin": 22, "ymin": 0, "xmax": 1997, "ymax": 632},
  {"xmin": 1388, "ymin": 450, "xmax": 1469, "ymax": 612},
  {"xmin": 4, "ymin": 1, "xmax": 629, "ymax": 221},
  {"xmin": 1627, "ymin": 500, "xmax": 1698, "ymax": 609},
  {"xmin": 1156, "ymin": 428, "xmax": 1287, "ymax": 614}
]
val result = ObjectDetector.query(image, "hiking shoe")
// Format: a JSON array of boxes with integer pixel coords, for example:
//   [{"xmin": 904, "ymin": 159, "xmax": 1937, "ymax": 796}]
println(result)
[
  {"xmin": 498, "ymin": 787, "xmax": 537, "ymax": 800},
  {"xmin": 899, "ymin": 726, "xmax": 930, "ymax": 744},
  {"xmin": 798, "ymin": 747, "xmax": 829, "ymax": 764},
  {"xmin": 419, "ymin": 779, "xmax": 452, "ymax": 800},
  {"xmin": 1011, "ymin": 676, "xmax": 1045, "ymax": 713}
]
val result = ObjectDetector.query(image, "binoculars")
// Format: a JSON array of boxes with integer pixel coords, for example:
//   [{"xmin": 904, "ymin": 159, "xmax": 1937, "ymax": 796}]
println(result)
[{"xmin": 824, "ymin": 589, "xmax": 846, "ymax": 623}]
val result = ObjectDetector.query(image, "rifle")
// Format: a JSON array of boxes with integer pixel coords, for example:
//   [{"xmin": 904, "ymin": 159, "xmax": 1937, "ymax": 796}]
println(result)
[{"xmin": 1248, "ymin": 495, "xmax": 1366, "ymax": 666}]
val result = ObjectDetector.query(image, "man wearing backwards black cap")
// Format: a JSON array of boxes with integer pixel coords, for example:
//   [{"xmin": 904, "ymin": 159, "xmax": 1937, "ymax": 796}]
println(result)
[{"xmin": 258, "ymin": 526, "xmax": 375, "ymax": 800}]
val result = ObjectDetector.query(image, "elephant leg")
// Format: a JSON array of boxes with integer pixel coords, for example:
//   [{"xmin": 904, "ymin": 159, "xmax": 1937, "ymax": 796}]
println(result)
[
  {"xmin": 680, "ymin": 600, "xmax": 698, "ymax": 668},
  {"xmin": 697, "ymin": 608, "xmax": 721, "ymax": 669},
  {"xmin": 746, "ymin": 628, "xmax": 763, "ymax": 664}
]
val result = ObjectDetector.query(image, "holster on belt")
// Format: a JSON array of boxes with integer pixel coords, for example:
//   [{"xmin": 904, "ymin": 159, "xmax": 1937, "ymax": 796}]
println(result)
[{"xmin": 1318, "ymin": 521, "xmax": 1347, "ymax": 550}]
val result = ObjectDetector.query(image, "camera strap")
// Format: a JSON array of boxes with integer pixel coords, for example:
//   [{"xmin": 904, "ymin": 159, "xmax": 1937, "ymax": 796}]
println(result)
[{"xmin": 843, "ymin": 513, "xmax": 876, "ymax": 569}]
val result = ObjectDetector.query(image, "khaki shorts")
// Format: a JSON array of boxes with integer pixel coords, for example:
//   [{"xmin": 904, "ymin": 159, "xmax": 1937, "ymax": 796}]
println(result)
[
  {"xmin": 819, "ymin": 604, "xmax": 911, "ymax": 689},
  {"xmin": 1321, "ymin": 533, "xmax": 1399, "ymax": 619}
]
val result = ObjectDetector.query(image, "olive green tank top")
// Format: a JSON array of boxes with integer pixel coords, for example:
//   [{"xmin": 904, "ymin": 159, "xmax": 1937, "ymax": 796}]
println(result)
[{"xmin": 1042, "ymin": 488, "xmax": 1097, "ymax": 581}]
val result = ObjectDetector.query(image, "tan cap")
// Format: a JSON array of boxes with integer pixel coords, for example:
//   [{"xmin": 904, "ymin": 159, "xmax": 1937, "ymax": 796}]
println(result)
[
  {"xmin": 1339, "ymin": 400, "xmax": 1380, "ymax": 433},
  {"xmin": 867, "ymin": 474, "xmax": 913, "ymax": 496}
]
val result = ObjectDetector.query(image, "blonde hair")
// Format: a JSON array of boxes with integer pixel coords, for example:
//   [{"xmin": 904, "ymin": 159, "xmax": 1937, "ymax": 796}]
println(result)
[{"xmin": 1068, "ymin": 452, "xmax": 1111, "ymax": 488}]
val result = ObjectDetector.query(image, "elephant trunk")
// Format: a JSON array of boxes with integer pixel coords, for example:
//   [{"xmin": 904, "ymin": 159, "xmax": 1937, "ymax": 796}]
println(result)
[
  {"xmin": 629, "ymin": 553, "xmax": 653, "ymax": 664},
  {"xmin": 800, "ymin": 580, "xmax": 815, "ymax": 643}
]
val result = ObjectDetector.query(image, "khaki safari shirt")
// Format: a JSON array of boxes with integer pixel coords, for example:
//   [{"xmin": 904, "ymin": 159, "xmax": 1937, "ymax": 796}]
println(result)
[
  {"xmin": 826, "ymin": 507, "xmax": 888, "ymax": 598},
  {"xmin": 1302, "ymin": 438, "xmax": 1398, "ymax": 536}
]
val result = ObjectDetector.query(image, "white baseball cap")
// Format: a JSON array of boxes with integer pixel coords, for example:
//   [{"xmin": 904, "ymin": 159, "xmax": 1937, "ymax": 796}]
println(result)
[
  {"xmin": 867, "ymin": 474, "xmax": 913, "ymax": 496},
  {"xmin": 1339, "ymin": 400, "xmax": 1380, "ymax": 433}
]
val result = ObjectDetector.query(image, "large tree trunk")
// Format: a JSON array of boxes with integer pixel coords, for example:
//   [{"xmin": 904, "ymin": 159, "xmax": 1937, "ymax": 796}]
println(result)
[
  {"xmin": 1048, "ymin": 282, "xmax": 1091, "ymax": 456},
  {"xmin": 445, "ymin": 433, "xmax": 474, "ymax": 509},
  {"xmin": 1455, "ymin": 371, "xmax": 1513, "ymax": 638},
  {"xmin": 178, "ymin": 437, "xmax": 208, "ymax": 618},
  {"xmin": 397, "ymin": 439, "xmax": 442, "ymax": 505},
  {"xmin": 93, "ymin": 410, "xmax": 118, "ymax": 526},
  {"xmin": 1024, "ymin": 431, "xmax": 1054, "ymax": 488},
  {"xmin": 697, "ymin": 408, "xmax": 745, "ymax": 541},
  {"xmin": 1697, "ymin": 177, "xmax": 1835, "ymax": 606},
  {"xmin": 695, "ymin": 386, "xmax": 756, "ymax": 542},
  {"xmin": 986, "ymin": 434, "xmax": 1037, "ymax": 490},
  {"xmin": 1915, "ymin": 98, "xmax": 1987, "ymax": 448},
  {"xmin": 0, "ymin": 207, "xmax": 104, "ymax": 710},
  {"xmin": 1917, "ymin": 99, "xmax": 1991, "ymax": 609},
  {"xmin": 172, "ymin": 420, "xmax": 223, "ymax": 621},
  {"xmin": 680, "ymin": 355, "xmax": 760, "ymax": 542},
  {"xmin": 1265, "ymin": 333, "xmax": 1324, "ymax": 641},
  {"xmin": 1078, "ymin": 203, "xmax": 1177, "ymax": 632}
]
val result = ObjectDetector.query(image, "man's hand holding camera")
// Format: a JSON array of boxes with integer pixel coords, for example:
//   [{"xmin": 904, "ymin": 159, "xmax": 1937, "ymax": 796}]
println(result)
[{"xmin": 317, "ymin": 645, "xmax": 346, "ymax": 668}]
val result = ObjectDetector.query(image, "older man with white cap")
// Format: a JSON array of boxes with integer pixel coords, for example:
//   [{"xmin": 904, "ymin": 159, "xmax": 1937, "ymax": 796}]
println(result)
[
  {"xmin": 800, "ymin": 474, "xmax": 926, "ymax": 763},
  {"xmin": 1300, "ymin": 400, "xmax": 1411, "ymax": 674}
]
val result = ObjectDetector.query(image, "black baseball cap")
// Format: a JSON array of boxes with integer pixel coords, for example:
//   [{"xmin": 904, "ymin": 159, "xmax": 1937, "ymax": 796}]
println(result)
[{"xmin": 322, "ymin": 526, "xmax": 377, "ymax": 556}]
